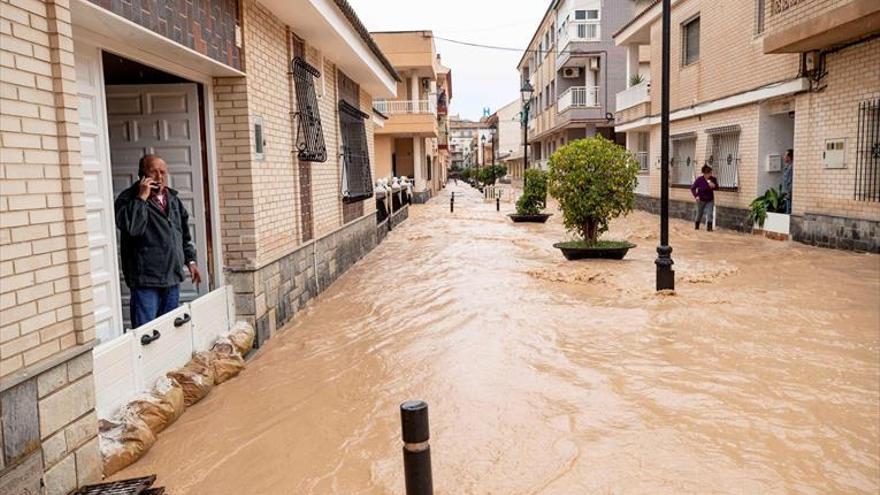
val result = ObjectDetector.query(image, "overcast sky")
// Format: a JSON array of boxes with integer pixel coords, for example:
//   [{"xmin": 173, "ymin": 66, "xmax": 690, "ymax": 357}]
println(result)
[{"xmin": 348, "ymin": 0, "xmax": 549, "ymax": 121}]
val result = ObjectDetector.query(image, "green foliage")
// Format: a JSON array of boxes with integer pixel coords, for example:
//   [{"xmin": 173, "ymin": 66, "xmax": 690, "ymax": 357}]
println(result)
[
  {"xmin": 748, "ymin": 187, "xmax": 788, "ymax": 228},
  {"xmin": 459, "ymin": 168, "xmax": 473, "ymax": 181},
  {"xmin": 629, "ymin": 73, "xmax": 645, "ymax": 86},
  {"xmin": 516, "ymin": 168, "xmax": 548, "ymax": 215},
  {"xmin": 476, "ymin": 165, "xmax": 507, "ymax": 186},
  {"xmin": 555, "ymin": 240, "xmax": 634, "ymax": 249},
  {"xmin": 547, "ymin": 136, "xmax": 640, "ymax": 244}
]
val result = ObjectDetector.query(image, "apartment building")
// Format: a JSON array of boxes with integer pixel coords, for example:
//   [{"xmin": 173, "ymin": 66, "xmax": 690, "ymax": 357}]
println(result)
[
  {"xmin": 0, "ymin": 0, "xmax": 399, "ymax": 491},
  {"xmin": 449, "ymin": 116, "xmax": 491, "ymax": 169},
  {"xmin": 517, "ymin": 0, "xmax": 637, "ymax": 170},
  {"xmin": 488, "ymin": 99, "xmax": 526, "ymax": 180},
  {"xmin": 372, "ymin": 31, "xmax": 450, "ymax": 202},
  {"xmin": 614, "ymin": 0, "xmax": 879, "ymax": 251}
]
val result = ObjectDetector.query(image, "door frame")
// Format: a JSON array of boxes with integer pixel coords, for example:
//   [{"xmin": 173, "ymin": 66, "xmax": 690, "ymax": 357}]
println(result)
[{"xmin": 73, "ymin": 27, "xmax": 225, "ymax": 293}]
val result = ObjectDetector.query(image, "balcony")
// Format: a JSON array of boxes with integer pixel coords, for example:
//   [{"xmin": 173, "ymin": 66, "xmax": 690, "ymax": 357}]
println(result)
[
  {"xmin": 617, "ymin": 81, "xmax": 650, "ymax": 111},
  {"xmin": 373, "ymin": 99, "xmax": 437, "ymax": 115},
  {"xmin": 558, "ymin": 86, "xmax": 600, "ymax": 113},
  {"xmin": 373, "ymin": 99, "xmax": 438, "ymax": 137},
  {"xmin": 557, "ymin": 20, "xmax": 601, "ymax": 66},
  {"xmin": 615, "ymin": 80, "xmax": 651, "ymax": 125}
]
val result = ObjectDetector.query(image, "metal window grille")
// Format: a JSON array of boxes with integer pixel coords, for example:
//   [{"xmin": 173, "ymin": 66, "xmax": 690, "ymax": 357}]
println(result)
[
  {"xmin": 291, "ymin": 57, "xmax": 327, "ymax": 163},
  {"xmin": 854, "ymin": 98, "xmax": 880, "ymax": 202},
  {"xmin": 683, "ymin": 16, "xmax": 700, "ymax": 65},
  {"xmin": 339, "ymin": 100, "xmax": 373, "ymax": 203},
  {"xmin": 671, "ymin": 134, "xmax": 697, "ymax": 185},
  {"xmin": 705, "ymin": 125, "xmax": 741, "ymax": 188}
]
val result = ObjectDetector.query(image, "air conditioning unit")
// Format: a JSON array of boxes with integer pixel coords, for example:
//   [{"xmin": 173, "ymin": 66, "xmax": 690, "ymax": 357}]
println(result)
[
  {"xmin": 589, "ymin": 58, "xmax": 599, "ymax": 71},
  {"xmin": 766, "ymin": 154, "xmax": 782, "ymax": 172},
  {"xmin": 562, "ymin": 67, "xmax": 580, "ymax": 79}
]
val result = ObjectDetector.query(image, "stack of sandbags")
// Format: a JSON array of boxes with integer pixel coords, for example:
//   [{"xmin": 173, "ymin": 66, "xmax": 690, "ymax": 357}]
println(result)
[
  {"xmin": 99, "ymin": 411, "xmax": 157, "ymax": 476},
  {"xmin": 211, "ymin": 336, "xmax": 245, "ymax": 384},
  {"xmin": 127, "ymin": 376, "xmax": 185, "ymax": 435},
  {"xmin": 99, "ymin": 321, "xmax": 255, "ymax": 476},
  {"xmin": 167, "ymin": 352, "xmax": 216, "ymax": 407},
  {"xmin": 228, "ymin": 321, "xmax": 255, "ymax": 356}
]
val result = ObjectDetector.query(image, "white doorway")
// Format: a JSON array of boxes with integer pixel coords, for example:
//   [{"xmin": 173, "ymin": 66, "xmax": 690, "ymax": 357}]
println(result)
[
  {"xmin": 106, "ymin": 83, "xmax": 210, "ymax": 329},
  {"xmin": 75, "ymin": 41, "xmax": 124, "ymax": 344}
]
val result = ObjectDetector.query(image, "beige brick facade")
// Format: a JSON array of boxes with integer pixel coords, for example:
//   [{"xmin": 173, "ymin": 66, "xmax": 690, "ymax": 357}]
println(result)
[
  {"xmin": 3, "ymin": 0, "xmax": 395, "ymax": 489},
  {"xmin": 1, "ymin": 0, "xmax": 95, "ymax": 378},
  {"xmin": 647, "ymin": 0, "xmax": 800, "ymax": 116},
  {"xmin": 791, "ymin": 37, "xmax": 879, "ymax": 221},
  {"xmin": 618, "ymin": 0, "xmax": 879, "ymax": 249}
]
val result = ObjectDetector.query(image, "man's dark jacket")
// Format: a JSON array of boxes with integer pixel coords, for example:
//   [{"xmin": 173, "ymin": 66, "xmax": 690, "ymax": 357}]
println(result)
[{"xmin": 114, "ymin": 183, "xmax": 197, "ymax": 288}]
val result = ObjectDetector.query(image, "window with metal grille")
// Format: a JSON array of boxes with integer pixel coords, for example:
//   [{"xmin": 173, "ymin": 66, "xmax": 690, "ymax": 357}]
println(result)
[
  {"xmin": 705, "ymin": 125, "xmax": 741, "ymax": 188},
  {"xmin": 682, "ymin": 16, "xmax": 700, "ymax": 66},
  {"xmin": 339, "ymin": 100, "xmax": 373, "ymax": 203},
  {"xmin": 291, "ymin": 57, "xmax": 327, "ymax": 163},
  {"xmin": 671, "ymin": 133, "xmax": 697, "ymax": 185},
  {"xmin": 854, "ymin": 98, "xmax": 880, "ymax": 202}
]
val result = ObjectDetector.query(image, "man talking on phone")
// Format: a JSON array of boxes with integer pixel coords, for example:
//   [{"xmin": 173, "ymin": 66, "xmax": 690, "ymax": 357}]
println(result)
[{"xmin": 115, "ymin": 154, "xmax": 202, "ymax": 328}]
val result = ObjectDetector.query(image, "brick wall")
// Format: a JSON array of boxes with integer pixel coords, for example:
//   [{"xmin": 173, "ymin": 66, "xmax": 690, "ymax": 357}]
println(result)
[
  {"xmin": 87, "ymin": 0, "xmax": 242, "ymax": 70},
  {"xmin": 646, "ymin": 104, "xmax": 761, "ymax": 210},
  {"xmin": 1, "ymin": 0, "xmax": 95, "ymax": 377},
  {"xmin": 764, "ymin": 0, "xmax": 847, "ymax": 34},
  {"xmin": 791, "ymin": 37, "xmax": 880, "ymax": 221},
  {"xmin": 2, "ymin": 0, "xmax": 101, "ymax": 491},
  {"xmin": 649, "ymin": 0, "xmax": 801, "ymax": 115}
]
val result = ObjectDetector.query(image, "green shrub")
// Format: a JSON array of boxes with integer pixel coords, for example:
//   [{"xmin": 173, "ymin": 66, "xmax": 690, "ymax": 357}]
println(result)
[
  {"xmin": 516, "ymin": 168, "xmax": 548, "ymax": 215},
  {"xmin": 477, "ymin": 165, "xmax": 507, "ymax": 186},
  {"xmin": 547, "ymin": 136, "xmax": 639, "ymax": 244},
  {"xmin": 748, "ymin": 187, "xmax": 788, "ymax": 227}
]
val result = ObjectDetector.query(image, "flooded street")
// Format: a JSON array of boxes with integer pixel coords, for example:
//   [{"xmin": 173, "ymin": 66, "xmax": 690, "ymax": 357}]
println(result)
[{"xmin": 116, "ymin": 183, "xmax": 880, "ymax": 494}]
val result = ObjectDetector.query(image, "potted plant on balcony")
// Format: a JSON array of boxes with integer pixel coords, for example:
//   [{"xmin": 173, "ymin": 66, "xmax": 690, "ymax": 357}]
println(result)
[
  {"xmin": 548, "ymin": 136, "xmax": 640, "ymax": 260},
  {"xmin": 748, "ymin": 187, "xmax": 790, "ymax": 239},
  {"xmin": 509, "ymin": 168, "xmax": 552, "ymax": 223}
]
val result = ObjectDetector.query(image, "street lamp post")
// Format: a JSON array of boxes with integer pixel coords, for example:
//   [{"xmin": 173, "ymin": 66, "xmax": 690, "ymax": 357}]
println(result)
[
  {"xmin": 520, "ymin": 82, "xmax": 534, "ymax": 171},
  {"xmin": 655, "ymin": 0, "xmax": 675, "ymax": 291}
]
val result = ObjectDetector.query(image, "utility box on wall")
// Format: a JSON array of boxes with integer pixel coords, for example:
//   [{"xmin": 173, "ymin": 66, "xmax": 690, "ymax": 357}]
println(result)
[{"xmin": 823, "ymin": 139, "xmax": 846, "ymax": 169}]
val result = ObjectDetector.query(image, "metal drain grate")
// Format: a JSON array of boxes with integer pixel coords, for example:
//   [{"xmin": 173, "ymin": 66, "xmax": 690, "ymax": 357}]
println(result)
[{"xmin": 71, "ymin": 475, "xmax": 158, "ymax": 495}]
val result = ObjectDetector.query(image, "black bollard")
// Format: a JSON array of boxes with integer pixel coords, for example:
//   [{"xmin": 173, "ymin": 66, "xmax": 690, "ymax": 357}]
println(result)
[
  {"xmin": 401, "ymin": 400, "xmax": 433, "ymax": 495},
  {"xmin": 450, "ymin": 192, "xmax": 454, "ymax": 213},
  {"xmin": 496, "ymin": 196, "xmax": 500, "ymax": 212}
]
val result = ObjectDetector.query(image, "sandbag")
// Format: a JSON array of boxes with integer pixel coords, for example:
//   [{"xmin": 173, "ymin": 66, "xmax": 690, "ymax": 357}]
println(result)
[
  {"xmin": 228, "ymin": 321, "xmax": 255, "ymax": 355},
  {"xmin": 99, "ymin": 412, "xmax": 156, "ymax": 477},
  {"xmin": 167, "ymin": 352, "xmax": 215, "ymax": 407},
  {"xmin": 211, "ymin": 337, "xmax": 245, "ymax": 384},
  {"xmin": 128, "ymin": 376, "xmax": 185, "ymax": 435}
]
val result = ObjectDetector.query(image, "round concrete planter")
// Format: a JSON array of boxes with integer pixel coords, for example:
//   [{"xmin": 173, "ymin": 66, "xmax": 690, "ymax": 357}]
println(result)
[
  {"xmin": 508, "ymin": 213, "xmax": 553, "ymax": 223},
  {"xmin": 553, "ymin": 241, "xmax": 637, "ymax": 260}
]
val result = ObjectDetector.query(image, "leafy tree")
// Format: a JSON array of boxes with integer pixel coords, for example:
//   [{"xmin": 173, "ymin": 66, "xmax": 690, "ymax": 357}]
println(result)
[
  {"xmin": 477, "ymin": 165, "xmax": 507, "ymax": 186},
  {"xmin": 515, "ymin": 168, "xmax": 547, "ymax": 215},
  {"xmin": 547, "ymin": 136, "xmax": 639, "ymax": 244}
]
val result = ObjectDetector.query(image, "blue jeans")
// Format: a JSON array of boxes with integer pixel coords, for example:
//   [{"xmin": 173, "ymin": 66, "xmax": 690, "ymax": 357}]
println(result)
[
  {"xmin": 130, "ymin": 286, "xmax": 180, "ymax": 329},
  {"xmin": 695, "ymin": 200, "xmax": 715, "ymax": 226}
]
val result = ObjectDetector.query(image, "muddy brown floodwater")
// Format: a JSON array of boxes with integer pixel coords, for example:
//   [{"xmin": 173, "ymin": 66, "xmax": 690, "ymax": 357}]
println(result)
[{"xmin": 115, "ymin": 183, "xmax": 880, "ymax": 494}]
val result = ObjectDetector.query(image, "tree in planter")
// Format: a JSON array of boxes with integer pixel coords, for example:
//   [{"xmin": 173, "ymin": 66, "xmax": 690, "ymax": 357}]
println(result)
[
  {"xmin": 516, "ymin": 168, "xmax": 548, "ymax": 215},
  {"xmin": 547, "ymin": 136, "xmax": 640, "ymax": 246},
  {"xmin": 477, "ymin": 165, "xmax": 508, "ymax": 187}
]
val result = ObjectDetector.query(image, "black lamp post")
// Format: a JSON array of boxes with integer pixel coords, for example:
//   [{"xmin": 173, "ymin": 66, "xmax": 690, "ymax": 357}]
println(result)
[
  {"xmin": 520, "ymin": 81, "xmax": 534, "ymax": 170},
  {"xmin": 655, "ymin": 0, "xmax": 675, "ymax": 291}
]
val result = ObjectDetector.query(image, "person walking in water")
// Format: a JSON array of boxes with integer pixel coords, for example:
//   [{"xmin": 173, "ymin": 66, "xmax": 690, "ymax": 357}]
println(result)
[{"xmin": 691, "ymin": 164, "xmax": 718, "ymax": 231}]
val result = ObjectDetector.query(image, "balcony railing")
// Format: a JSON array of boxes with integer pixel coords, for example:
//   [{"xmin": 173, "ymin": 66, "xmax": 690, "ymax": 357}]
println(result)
[
  {"xmin": 616, "ymin": 80, "xmax": 650, "ymax": 112},
  {"xmin": 373, "ymin": 99, "xmax": 437, "ymax": 115},
  {"xmin": 557, "ymin": 86, "xmax": 600, "ymax": 112},
  {"xmin": 559, "ymin": 21, "xmax": 601, "ymax": 52}
]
